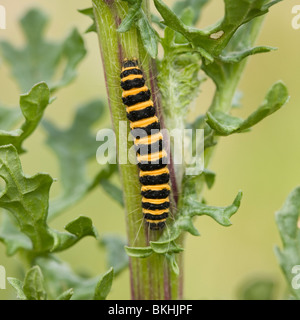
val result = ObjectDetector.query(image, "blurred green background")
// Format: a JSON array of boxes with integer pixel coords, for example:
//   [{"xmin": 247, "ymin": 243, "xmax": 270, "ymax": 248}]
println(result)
[{"xmin": 0, "ymin": 0, "xmax": 299, "ymax": 300}]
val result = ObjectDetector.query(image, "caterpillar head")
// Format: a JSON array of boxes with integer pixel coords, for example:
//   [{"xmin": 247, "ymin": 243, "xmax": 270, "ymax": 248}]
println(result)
[{"xmin": 122, "ymin": 58, "xmax": 139, "ymax": 69}]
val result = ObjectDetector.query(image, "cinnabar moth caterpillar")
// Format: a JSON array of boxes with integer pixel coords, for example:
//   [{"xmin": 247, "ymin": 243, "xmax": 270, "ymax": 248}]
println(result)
[{"xmin": 120, "ymin": 58, "xmax": 170, "ymax": 230}]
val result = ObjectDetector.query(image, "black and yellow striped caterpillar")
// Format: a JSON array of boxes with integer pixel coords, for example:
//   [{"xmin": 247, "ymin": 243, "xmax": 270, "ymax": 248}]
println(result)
[{"xmin": 120, "ymin": 58, "xmax": 170, "ymax": 230}]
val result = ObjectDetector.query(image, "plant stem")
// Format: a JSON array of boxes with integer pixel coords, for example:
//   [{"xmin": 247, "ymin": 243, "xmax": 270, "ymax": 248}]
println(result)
[{"xmin": 92, "ymin": 0, "xmax": 182, "ymax": 300}]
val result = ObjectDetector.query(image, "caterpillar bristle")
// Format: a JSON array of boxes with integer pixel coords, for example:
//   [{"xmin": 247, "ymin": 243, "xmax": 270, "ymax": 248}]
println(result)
[{"xmin": 120, "ymin": 58, "xmax": 170, "ymax": 230}]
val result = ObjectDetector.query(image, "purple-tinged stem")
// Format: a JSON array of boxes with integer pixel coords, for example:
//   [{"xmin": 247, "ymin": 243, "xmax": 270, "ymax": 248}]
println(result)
[{"xmin": 92, "ymin": 0, "xmax": 183, "ymax": 300}]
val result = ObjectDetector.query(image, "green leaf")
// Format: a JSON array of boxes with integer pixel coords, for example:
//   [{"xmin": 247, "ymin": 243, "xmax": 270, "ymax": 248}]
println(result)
[
  {"xmin": 65, "ymin": 216, "xmax": 98, "ymax": 239},
  {"xmin": 23, "ymin": 266, "xmax": 47, "ymax": 300},
  {"xmin": 0, "ymin": 145, "xmax": 98, "ymax": 254},
  {"xmin": 117, "ymin": 0, "xmax": 158, "ymax": 58},
  {"xmin": 37, "ymin": 256, "xmax": 100, "ymax": 300},
  {"xmin": 7, "ymin": 278, "xmax": 27, "ymax": 300},
  {"xmin": 206, "ymin": 82, "xmax": 289, "ymax": 136},
  {"xmin": 51, "ymin": 216, "xmax": 99, "ymax": 253},
  {"xmin": 202, "ymin": 18, "xmax": 278, "ymax": 92},
  {"xmin": 78, "ymin": 8, "xmax": 97, "ymax": 33},
  {"xmin": 275, "ymin": 187, "xmax": 300, "ymax": 300},
  {"xmin": 100, "ymin": 234, "xmax": 128, "ymax": 275},
  {"xmin": 154, "ymin": 0, "xmax": 281, "ymax": 60},
  {"xmin": 0, "ymin": 82, "xmax": 51, "ymax": 153},
  {"xmin": 220, "ymin": 46, "xmax": 276, "ymax": 63},
  {"xmin": 173, "ymin": 0, "xmax": 209, "ymax": 25},
  {"xmin": 124, "ymin": 246, "xmax": 153, "ymax": 258},
  {"xmin": 177, "ymin": 216, "xmax": 200, "ymax": 236},
  {"xmin": 185, "ymin": 191, "xmax": 243, "ymax": 226},
  {"xmin": 0, "ymin": 8, "xmax": 86, "ymax": 92},
  {"xmin": 118, "ymin": 0, "xmax": 143, "ymax": 33},
  {"xmin": 56, "ymin": 288, "xmax": 74, "ymax": 300},
  {"xmin": 136, "ymin": 11, "xmax": 159, "ymax": 58},
  {"xmin": 94, "ymin": 267, "xmax": 114, "ymax": 300},
  {"xmin": 150, "ymin": 240, "xmax": 184, "ymax": 255},
  {"xmin": 43, "ymin": 100, "xmax": 106, "ymax": 220},
  {"xmin": 0, "ymin": 144, "xmax": 54, "ymax": 252}
]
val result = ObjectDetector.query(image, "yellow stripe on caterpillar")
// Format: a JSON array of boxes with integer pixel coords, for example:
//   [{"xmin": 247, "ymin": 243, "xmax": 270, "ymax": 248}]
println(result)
[
  {"xmin": 137, "ymin": 150, "xmax": 167, "ymax": 162},
  {"xmin": 142, "ymin": 208, "xmax": 169, "ymax": 215},
  {"xmin": 126, "ymin": 100, "xmax": 154, "ymax": 113},
  {"xmin": 145, "ymin": 219, "xmax": 167, "ymax": 224},
  {"xmin": 142, "ymin": 197, "xmax": 170, "ymax": 205},
  {"xmin": 121, "ymin": 74, "xmax": 143, "ymax": 82},
  {"xmin": 130, "ymin": 116, "xmax": 158, "ymax": 130},
  {"xmin": 141, "ymin": 184, "xmax": 171, "ymax": 192},
  {"xmin": 122, "ymin": 86, "xmax": 149, "ymax": 98},
  {"xmin": 139, "ymin": 167, "xmax": 169, "ymax": 177},
  {"xmin": 134, "ymin": 132, "xmax": 162, "ymax": 145},
  {"xmin": 122, "ymin": 66, "xmax": 140, "ymax": 72}
]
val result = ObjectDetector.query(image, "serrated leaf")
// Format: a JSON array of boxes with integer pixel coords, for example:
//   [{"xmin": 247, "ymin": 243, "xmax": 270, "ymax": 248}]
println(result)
[
  {"xmin": 23, "ymin": 266, "xmax": 47, "ymax": 300},
  {"xmin": 0, "ymin": 144, "xmax": 54, "ymax": 252},
  {"xmin": 0, "ymin": 82, "xmax": 50, "ymax": 153},
  {"xmin": 275, "ymin": 187, "xmax": 300, "ymax": 300},
  {"xmin": 202, "ymin": 18, "xmax": 278, "ymax": 90},
  {"xmin": 65, "ymin": 216, "xmax": 98, "ymax": 239},
  {"xmin": 206, "ymin": 82, "xmax": 289, "ymax": 136},
  {"xmin": 0, "ymin": 145, "xmax": 98, "ymax": 254},
  {"xmin": 51, "ymin": 216, "xmax": 99, "ymax": 253},
  {"xmin": 154, "ymin": 0, "xmax": 281, "ymax": 59},
  {"xmin": 124, "ymin": 246, "xmax": 153, "ymax": 258},
  {"xmin": 43, "ymin": 100, "xmax": 106, "ymax": 220},
  {"xmin": 94, "ymin": 267, "xmax": 114, "ymax": 300},
  {"xmin": 101, "ymin": 234, "xmax": 128, "ymax": 275},
  {"xmin": 7, "ymin": 278, "xmax": 27, "ymax": 300},
  {"xmin": 185, "ymin": 191, "xmax": 243, "ymax": 226},
  {"xmin": 0, "ymin": 8, "xmax": 86, "ymax": 92}
]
